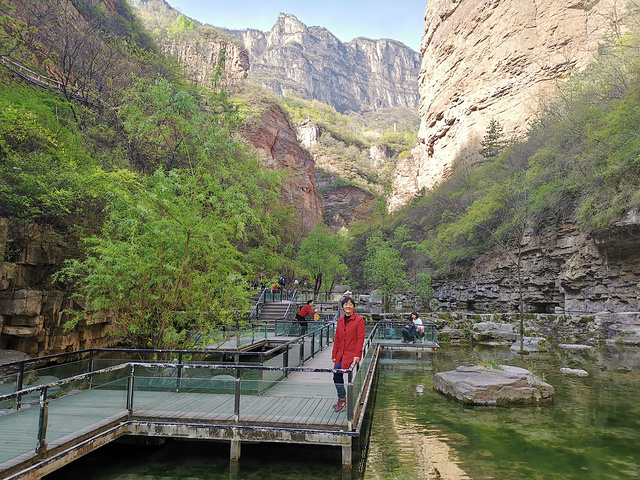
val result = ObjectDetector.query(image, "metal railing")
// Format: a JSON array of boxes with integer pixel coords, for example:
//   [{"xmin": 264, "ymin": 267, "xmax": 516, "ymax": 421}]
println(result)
[
  {"xmin": 0, "ymin": 323, "xmax": 336, "ymax": 409},
  {"xmin": 374, "ymin": 321, "xmax": 438, "ymax": 343},
  {"xmin": 249, "ymin": 288, "xmax": 267, "ymax": 322},
  {"xmin": 0, "ymin": 323, "xmax": 379, "ymax": 465}
]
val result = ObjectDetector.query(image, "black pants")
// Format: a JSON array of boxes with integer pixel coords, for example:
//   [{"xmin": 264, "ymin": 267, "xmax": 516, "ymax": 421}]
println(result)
[
  {"xmin": 295, "ymin": 314, "xmax": 307, "ymax": 335},
  {"xmin": 402, "ymin": 329, "xmax": 415, "ymax": 342}
]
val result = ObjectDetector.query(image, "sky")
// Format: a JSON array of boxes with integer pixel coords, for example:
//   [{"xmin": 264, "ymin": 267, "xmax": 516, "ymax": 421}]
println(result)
[{"xmin": 165, "ymin": 0, "xmax": 427, "ymax": 52}]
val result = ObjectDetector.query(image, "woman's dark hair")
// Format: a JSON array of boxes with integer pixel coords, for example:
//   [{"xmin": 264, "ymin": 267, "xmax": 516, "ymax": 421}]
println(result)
[
  {"xmin": 411, "ymin": 312, "xmax": 418, "ymax": 317},
  {"xmin": 307, "ymin": 300, "xmax": 314, "ymax": 305},
  {"xmin": 341, "ymin": 297, "xmax": 356, "ymax": 307}
]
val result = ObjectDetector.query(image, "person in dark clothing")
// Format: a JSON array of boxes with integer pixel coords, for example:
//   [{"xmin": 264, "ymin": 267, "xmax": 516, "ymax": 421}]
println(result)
[
  {"xmin": 295, "ymin": 300, "xmax": 316, "ymax": 335},
  {"xmin": 331, "ymin": 297, "xmax": 365, "ymax": 413},
  {"xmin": 401, "ymin": 316, "xmax": 416, "ymax": 343}
]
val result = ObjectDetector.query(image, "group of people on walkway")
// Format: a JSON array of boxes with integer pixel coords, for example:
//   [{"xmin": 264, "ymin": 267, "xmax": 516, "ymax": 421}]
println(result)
[{"xmin": 401, "ymin": 312, "xmax": 425, "ymax": 343}]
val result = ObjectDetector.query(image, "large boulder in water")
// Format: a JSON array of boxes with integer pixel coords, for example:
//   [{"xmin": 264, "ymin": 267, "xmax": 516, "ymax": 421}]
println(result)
[{"xmin": 434, "ymin": 365, "xmax": 554, "ymax": 406}]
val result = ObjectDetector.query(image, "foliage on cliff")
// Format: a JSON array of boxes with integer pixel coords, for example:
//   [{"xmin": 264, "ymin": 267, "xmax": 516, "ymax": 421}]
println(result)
[
  {"xmin": 281, "ymin": 95, "xmax": 418, "ymax": 197},
  {"xmin": 383, "ymin": 28, "xmax": 640, "ymax": 279}
]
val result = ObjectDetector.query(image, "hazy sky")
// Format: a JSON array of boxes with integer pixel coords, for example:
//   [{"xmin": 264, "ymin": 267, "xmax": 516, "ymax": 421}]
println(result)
[{"xmin": 165, "ymin": 0, "xmax": 427, "ymax": 52}]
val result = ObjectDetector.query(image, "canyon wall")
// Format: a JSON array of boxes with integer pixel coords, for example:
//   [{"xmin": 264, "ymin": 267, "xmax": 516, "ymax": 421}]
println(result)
[
  {"xmin": 0, "ymin": 220, "xmax": 113, "ymax": 357},
  {"xmin": 432, "ymin": 210, "xmax": 640, "ymax": 342},
  {"xmin": 128, "ymin": 0, "xmax": 249, "ymax": 89},
  {"xmin": 390, "ymin": 0, "xmax": 629, "ymax": 211},
  {"xmin": 244, "ymin": 105, "xmax": 324, "ymax": 234},
  {"xmin": 231, "ymin": 13, "xmax": 421, "ymax": 113}
]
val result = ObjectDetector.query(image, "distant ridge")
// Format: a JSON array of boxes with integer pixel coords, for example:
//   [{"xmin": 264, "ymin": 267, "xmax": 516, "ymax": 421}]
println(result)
[{"xmin": 225, "ymin": 13, "xmax": 421, "ymax": 113}]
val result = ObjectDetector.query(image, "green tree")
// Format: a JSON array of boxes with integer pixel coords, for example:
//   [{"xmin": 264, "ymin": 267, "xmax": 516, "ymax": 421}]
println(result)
[
  {"xmin": 57, "ymin": 78, "xmax": 282, "ymax": 349},
  {"xmin": 364, "ymin": 229, "xmax": 408, "ymax": 311},
  {"xmin": 480, "ymin": 119, "xmax": 507, "ymax": 159},
  {"xmin": 414, "ymin": 273, "xmax": 434, "ymax": 305},
  {"xmin": 295, "ymin": 222, "xmax": 347, "ymax": 296}
]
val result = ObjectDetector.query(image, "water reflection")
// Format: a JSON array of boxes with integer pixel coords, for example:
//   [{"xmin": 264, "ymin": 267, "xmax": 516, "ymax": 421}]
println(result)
[
  {"xmin": 44, "ymin": 345, "xmax": 640, "ymax": 480},
  {"xmin": 365, "ymin": 345, "xmax": 640, "ymax": 480}
]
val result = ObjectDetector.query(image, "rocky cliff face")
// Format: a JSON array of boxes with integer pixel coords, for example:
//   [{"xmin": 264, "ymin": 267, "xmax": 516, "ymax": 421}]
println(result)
[
  {"xmin": 390, "ymin": 0, "xmax": 629, "ymax": 210},
  {"xmin": 230, "ymin": 13, "xmax": 421, "ymax": 113},
  {"xmin": 128, "ymin": 0, "xmax": 249, "ymax": 89},
  {"xmin": 433, "ymin": 210, "xmax": 640, "ymax": 342},
  {"xmin": 0, "ymin": 220, "xmax": 113, "ymax": 356},
  {"xmin": 245, "ymin": 105, "xmax": 323, "ymax": 234}
]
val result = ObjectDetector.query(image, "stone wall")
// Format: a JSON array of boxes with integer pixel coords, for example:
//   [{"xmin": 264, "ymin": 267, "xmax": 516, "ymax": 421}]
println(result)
[
  {"xmin": 0, "ymin": 219, "xmax": 113, "ymax": 357},
  {"xmin": 430, "ymin": 212, "xmax": 640, "ymax": 343}
]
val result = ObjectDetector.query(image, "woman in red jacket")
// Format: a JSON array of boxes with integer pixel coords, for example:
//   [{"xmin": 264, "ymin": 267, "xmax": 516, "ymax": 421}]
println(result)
[
  {"xmin": 295, "ymin": 300, "xmax": 316, "ymax": 335},
  {"xmin": 331, "ymin": 296, "xmax": 365, "ymax": 413}
]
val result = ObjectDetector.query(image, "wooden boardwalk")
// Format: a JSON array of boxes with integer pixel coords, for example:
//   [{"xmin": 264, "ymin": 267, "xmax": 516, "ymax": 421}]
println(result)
[
  {"xmin": 0, "ymin": 347, "xmax": 357, "ymax": 478},
  {"xmin": 0, "ymin": 328, "xmax": 435, "ymax": 478}
]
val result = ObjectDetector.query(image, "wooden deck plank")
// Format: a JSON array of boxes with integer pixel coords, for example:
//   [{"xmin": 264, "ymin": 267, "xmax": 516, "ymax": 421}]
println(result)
[{"xmin": 272, "ymin": 396, "xmax": 314, "ymax": 423}]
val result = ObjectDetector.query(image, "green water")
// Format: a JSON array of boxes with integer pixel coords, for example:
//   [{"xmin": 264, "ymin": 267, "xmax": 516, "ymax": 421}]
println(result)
[{"xmin": 45, "ymin": 345, "xmax": 640, "ymax": 479}]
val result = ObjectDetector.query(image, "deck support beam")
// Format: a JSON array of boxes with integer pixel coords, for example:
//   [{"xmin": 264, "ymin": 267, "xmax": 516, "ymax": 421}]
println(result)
[
  {"xmin": 340, "ymin": 436, "xmax": 352, "ymax": 468},
  {"xmin": 230, "ymin": 440, "xmax": 241, "ymax": 462}
]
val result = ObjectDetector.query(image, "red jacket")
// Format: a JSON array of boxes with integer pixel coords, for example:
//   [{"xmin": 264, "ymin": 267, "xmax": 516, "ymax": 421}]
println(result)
[
  {"xmin": 332, "ymin": 313, "xmax": 365, "ymax": 368},
  {"xmin": 297, "ymin": 304, "xmax": 316, "ymax": 318}
]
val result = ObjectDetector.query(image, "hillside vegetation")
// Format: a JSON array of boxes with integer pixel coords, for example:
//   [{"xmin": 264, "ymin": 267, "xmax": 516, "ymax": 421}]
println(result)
[
  {"xmin": 0, "ymin": 0, "xmax": 292, "ymax": 349},
  {"xmin": 375, "ymin": 27, "xmax": 640, "ymax": 283},
  {"xmin": 281, "ymin": 95, "xmax": 418, "ymax": 196}
]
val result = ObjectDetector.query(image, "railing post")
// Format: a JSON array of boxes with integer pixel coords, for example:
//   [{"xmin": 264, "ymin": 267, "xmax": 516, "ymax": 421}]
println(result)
[
  {"xmin": 126, "ymin": 365, "xmax": 135, "ymax": 419},
  {"xmin": 258, "ymin": 354, "xmax": 265, "ymax": 393},
  {"xmin": 234, "ymin": 367, "xmax": 241, "ymax": 424},
  {"xmin": 299, "ymin": 337, "xmax": 305, "ymax": 365},
  {"xmin": 283, "ymin": 344, "xmax": 289, "ymax": 378},
  {"xmin": 87, "ymin": 350, "xmax": 94, "ymax": 390},
  {"xmin": 319, "ymin": 327, "xmax": 324, "ymax": 350},
  {"xmin": 311, "ymin": 332, "xmax": 316, "ymax": 358},
  {"xmin": 36, "ymin": 387, "xmax": 49, "ymax": 454},
  {"xmin": 16, "ymin": 361, "xmax": 24, "ymax": 411},
  {"xmin": 347, "ymin": 370, "xmax": 354, "ymax": 430},
  {"xmin": 176, "ymin": 352, "xmax": 183, "ymax": 392}
]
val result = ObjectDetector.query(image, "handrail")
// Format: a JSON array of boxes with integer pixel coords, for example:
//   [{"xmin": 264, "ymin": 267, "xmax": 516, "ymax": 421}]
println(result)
[
  {"xmin": 0, "ymin": 322, "xmax": 335, "ymax": 406},
  {"xmin": 0, "ymin": 321, "xmax": 383, "ymax": 463},
  {"xmin": 249, "ymin": 288, "xmax": 267, "ymax": 322},
  {"xmin": 0, "ymin": 55, "xmax": 96, "ymax": 107},
  {"xmin": 283, "ymin": 288, "xmax": 298, "ymax": 320}
]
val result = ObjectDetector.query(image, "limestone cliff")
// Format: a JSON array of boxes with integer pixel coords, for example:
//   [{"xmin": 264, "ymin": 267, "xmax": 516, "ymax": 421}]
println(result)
[
  {"xmin": 390, "ymin": 0, "xmax": 629, "ymax": 211},
  {"xmin": 433, "ymin": 210, "xmax": 640, "ymax": 342},
  {"xmin": 229, "ymin": 13, "xmax": 421, "ymax": 113},
  {"xmin": 0, "ymin": 220, "xmax": 113, "ymax": 356},
  {"xmin": 128, "ymin": 0, "xmax": 249, "ymax": 89},
  {"xmin": 244, "ymin": 105, "xmax": 323, "ymax": 234},
  {"xmin": 312, "ymin": 171, "xmax": 377, "ymax": 232}
]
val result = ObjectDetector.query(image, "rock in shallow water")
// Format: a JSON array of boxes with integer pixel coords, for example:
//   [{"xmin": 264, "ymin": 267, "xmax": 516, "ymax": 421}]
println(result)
[
  {"xmin": 560, "ymin": 367, "xmax": 589, "ymax": 377},
  {"xmin": 433, "ymin": 365, "xmax": 555, "ymax": 406}
]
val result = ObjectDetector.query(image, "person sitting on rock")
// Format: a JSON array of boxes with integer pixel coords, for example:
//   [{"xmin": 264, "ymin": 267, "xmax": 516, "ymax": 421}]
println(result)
[{"xmin": 401, "ymin": 316, "xmax": 416, "ymax": 343}]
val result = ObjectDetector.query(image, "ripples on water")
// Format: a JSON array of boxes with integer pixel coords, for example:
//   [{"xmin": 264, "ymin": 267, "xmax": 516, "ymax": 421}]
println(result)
[{"xmin": 45, "ymin": 346, "xmax": 640, "ymax": 480}]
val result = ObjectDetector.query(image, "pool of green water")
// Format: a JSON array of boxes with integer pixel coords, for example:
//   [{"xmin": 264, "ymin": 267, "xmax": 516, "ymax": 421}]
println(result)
[{"xmin": 45, "ymin": 345, "xmax": 640, "ymax": 479}]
